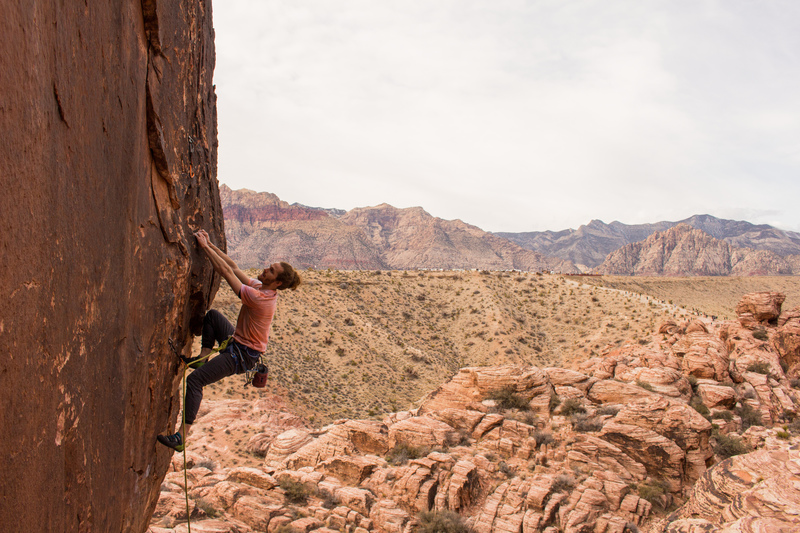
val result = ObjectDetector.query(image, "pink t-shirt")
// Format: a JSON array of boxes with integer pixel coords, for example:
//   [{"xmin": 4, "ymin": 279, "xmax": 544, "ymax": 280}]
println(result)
[{"xmin": 233, "ymin": 279, "xmax": 277, "ymax": 353}]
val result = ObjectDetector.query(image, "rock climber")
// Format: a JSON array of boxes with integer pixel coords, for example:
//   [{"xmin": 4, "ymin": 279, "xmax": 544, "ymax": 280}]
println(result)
[{"xmin": 157, "ymin": 229, "xmax": 302, "ymax": 451}]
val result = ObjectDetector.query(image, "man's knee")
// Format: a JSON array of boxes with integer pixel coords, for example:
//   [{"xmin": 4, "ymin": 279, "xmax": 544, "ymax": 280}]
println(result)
[{"xmin": 204, "ymin": 309, "xmax": 225, "ymax": 325}]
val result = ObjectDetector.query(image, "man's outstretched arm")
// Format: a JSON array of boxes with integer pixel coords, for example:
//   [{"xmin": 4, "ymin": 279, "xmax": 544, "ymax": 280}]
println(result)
[
  {"xmin": 196, "ymin": 229, "xmax": 251, "ymax": 285},
  {"xmin": 195, "ymin": 231, "xmax": 243, "ymax": 296}
]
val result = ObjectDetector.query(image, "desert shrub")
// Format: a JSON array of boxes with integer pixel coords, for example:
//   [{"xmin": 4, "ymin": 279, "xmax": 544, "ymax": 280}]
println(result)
[
  {"xmin": 195, "ymin": 498, "xmax": 219, "ymax": 518},
  {"xmin": 714, "ymin": 434, "xmax": 749, "ymax": 458},
  {"xmin": 560, "ymin": 398, "xmax": 586, "ymax": 416},
  {"xmin": 637, "ymin": 478, "xmax": 669, "ymax": 508},
  {"xmin": 777, "ymin": 430, "xmax": 790, "ymax": 440},
  {"xmin": 746, "ymin": 361, "xmax": 771, "ymax": 375},
  {"xmin": 416, "ymin": 510, "xmax": 474, "ymax": 533},
  {"xmin": 549, "ymin": 394, "xmax": 561, "ymax": 413},
  {"xmin": 279, "ymin": 478, "xmax": 313, "ymax": 504},
  {"xmin": 571, "ymin": 414, "xmax": 604, "ymax": 433},
  {"xmin": 596, "ymin": 405, "xmax": 620, "ymax": 417},
  {"xmin": 551, "ymin": 473, "xmax": 575, "ymax": 493},
  {"xmin": 711, "ymin": 410, "xmax": 734, "ymax": 421},
  {"xmin": 489, "ymin": 387, "xmax": 530, "ymax": 411},
  {"xmin": 196, "ymin": 460, "xmax": 216, "ymax": 471},
  {"xmin": 387, "ymin": 442, "xmax": 427, "ymax": 465},
  {"xmin": 636, "ymin": 380, "xmax": 654, "ymax": 392},
  {"xmin": 688, "ymin": 375, "xmax": 698, "ymax": 392},
  {"xmin": 736, "ymin": 403, "xmax": 762, "ymax": 429},
  {"xmin": 515, "ymin": 410, "xmax": 540, "ymax": 426},
  {"xmin": 690, "ymin": 396, "xmax": 710, "ymax": 417},
  {"xmin": 320, "ymin": 489, "xmax": 339, "ymax": 509},
  {"xmin": 752, "ymin": 328, "xmax": 769, "ymax": 341},
  {"xmin": 533, "ymin": 430, "xmax": 554, "ymax": 447},
  {"xmin": 498, "ymin": 461, "xmax": 514, "ymax": 477},
  {"xmin": 790, "ymin": 378, "xmax": 800, "ymax": 389}
]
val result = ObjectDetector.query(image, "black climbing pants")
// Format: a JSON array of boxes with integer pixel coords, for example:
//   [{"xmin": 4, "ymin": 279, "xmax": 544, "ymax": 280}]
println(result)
[{"xmin": 185, "ymin": 310, "xmax": 260, "ymax": 425}]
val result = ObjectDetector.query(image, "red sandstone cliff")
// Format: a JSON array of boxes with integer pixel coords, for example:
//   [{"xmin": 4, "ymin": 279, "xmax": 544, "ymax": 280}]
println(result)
[
  {"xmin": 0, "ymin": 2, "xmax": 221, "ymax": 532},
  {"xmin": 221, "ymin": 186, "xmax": 578, "ymax": 272}
]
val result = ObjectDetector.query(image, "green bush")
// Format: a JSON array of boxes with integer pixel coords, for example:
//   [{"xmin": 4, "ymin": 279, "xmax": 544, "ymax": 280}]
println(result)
[
  {"xmin": 746, "ymin": 361, "xmax": 771, "ymax": 375},
  {"xmin": 387, "ymin": 442, "xmax": 427, "ymax": 465},
  {"xmin": 551, "ymin": 473, "xmax": 575, "ymax": 493},
  {"xmin": 714, "ymin": 434, "xmax": 749, "ymax": 458},
  {"xmin": 549, "ymin": 394, "xmax": 561, "ymax": 413},
  {"xmin": 777, "ymin": 430, "xmax": 790, "ymax": 440},
  {"xmin": 637, "ymin": 478, "xmax": 669, "ymax": 508},
  {"xmin": 488, "ymin": 387, "xmax": 530, "ymax": 411},
  {"xmin": 690, "ymin": 396, "xmax": 710, "ymax": 417},
  {"xmin": 596, "ymin": 405, "xmax": 620, "ymax": 417},
  {"xmin": 711, "ymin": 410, "xmax": 734, "ymax": 421},
  {"xmin": 278, "ymin": 478, "xmax": 313, "ymax": 504},
  {"xmin": 416, "ymin": 510, "xmax": 474, "ymax": 533},
  {"xmin": 752, "ymin": 328, "xmax": 769, "ymax": 341},
  {"xmin": 195, "ymin": 498, "xmax": 219, "ymax": 518},
  {"xmin": 571, "ymin": 414, "xmax": 604, "ymax": 433},
  {"xmin": 560, "ymin": 398, "xmax": 586, "ymax": 416},
  {"xmin": 736, "ymin": 403, "xmax": 762, "ymax": 430},
  {"xmin": 533, "ymin": 430, "xmax": 554, "ymax": 447},
  {"xmin": 688, "ymin": 375, "xmax": 698, "ymax": 393}
]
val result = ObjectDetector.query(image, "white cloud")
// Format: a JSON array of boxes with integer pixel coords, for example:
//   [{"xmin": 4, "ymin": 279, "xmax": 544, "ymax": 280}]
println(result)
[{"xmin": 213, "ymin": 0, "xmax": 800, "ymax": 233}]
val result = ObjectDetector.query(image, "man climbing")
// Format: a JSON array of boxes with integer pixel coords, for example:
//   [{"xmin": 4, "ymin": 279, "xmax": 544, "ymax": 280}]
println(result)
[{"xmin": 157, "ymin": 229, "xmax": 302, "ymax": 451}]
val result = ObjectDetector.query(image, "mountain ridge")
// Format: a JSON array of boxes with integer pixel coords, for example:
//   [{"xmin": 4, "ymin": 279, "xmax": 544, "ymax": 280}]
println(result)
[
  {"xmin": 497, "ymin": 215, "xmax": 800, "ymax": 269},
  {"xmin": 598, "ymin": 223, "xmax": 795, "ymax": 276},
  {"xmin": 221, "ymin": 185, "xmax": 578, "ymax": 273}
]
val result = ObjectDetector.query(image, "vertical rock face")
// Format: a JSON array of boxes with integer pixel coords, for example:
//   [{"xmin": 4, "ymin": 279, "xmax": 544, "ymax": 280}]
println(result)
[{"xmin": 0, "ymin": 2, "xmax": 220, "ymax": 532}]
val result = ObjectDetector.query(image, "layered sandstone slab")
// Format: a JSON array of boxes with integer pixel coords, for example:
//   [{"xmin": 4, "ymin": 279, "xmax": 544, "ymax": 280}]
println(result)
[{"xmin": 0, "ymin": 2, "xmax": 220, "ymax": 532}]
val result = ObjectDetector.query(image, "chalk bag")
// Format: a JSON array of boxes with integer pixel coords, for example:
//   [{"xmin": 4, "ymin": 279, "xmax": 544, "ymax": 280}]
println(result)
[{"xmin": 252, "ymin": 363, "xmax": 269, "ymax": 388}]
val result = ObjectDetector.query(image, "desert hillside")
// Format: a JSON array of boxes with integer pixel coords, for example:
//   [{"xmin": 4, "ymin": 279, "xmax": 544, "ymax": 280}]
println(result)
[
  {"xmin": 202, "ymin": 271, "xmax": 800, "ymax": 430},
  {"xmin": 151, "ymin": 288, "xmax": 800, "ymax": 533}
]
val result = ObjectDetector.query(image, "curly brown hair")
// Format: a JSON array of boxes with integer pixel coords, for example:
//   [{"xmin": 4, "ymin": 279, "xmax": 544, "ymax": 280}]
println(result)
[{"xmin": 276, "ymin": 262, "xmax": 302, "ymax": 291}]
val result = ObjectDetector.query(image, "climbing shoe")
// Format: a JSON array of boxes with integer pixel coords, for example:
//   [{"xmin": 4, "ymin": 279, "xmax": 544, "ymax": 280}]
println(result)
[{"xmin": 157, "ymin": 432, "xmax": 185, "ymax": 452}]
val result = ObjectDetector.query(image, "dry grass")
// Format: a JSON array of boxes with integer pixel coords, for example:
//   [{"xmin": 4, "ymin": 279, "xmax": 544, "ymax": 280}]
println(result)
[
  {"xmin": 578, "ymin": 275, "xmax": 800, "ymax": 320},
  {"xmin": 196, "ymin": 270, "xmax": 800, "ymax": 425}
]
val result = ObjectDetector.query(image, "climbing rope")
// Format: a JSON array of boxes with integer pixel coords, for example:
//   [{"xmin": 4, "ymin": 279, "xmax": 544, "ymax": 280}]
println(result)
[{"xmin": 177, "ymin": 336, "xmax": 231, "ymax": 533}]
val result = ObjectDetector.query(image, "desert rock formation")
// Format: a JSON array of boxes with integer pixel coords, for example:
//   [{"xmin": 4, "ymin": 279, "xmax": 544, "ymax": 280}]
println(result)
[
  {"xmin": 499, "ymin": 214, "xmax": 800, "ymax": 270},
  {"xmin": 221, "ymin": 186, "xmax": 578, "ymax": 272},
  {"xmin": 599, "ymin": 224, "xmax": 795, "ymax": 276},
  {"xmin": 0, "ymin": 3, "xmax": 221, "ymax": 532},
  {"xmin": 150, "ymin": 292, "xmax": 800, "ymax": 532}
]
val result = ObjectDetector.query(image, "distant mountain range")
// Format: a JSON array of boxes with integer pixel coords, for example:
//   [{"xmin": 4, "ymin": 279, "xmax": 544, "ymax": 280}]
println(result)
[
  {"xmin": 221, "ymin": 185, "xmax": 799, "ymax": 275},
  {"xmin": 220, "ymin": 185, "xmax": 577, "ymax": 272},
  {"xmin": 496, "ymin": 214, "xmax": 800, "ymax": 270}
]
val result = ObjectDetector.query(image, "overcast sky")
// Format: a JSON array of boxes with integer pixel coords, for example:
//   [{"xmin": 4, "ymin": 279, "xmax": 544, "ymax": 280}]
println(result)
[{"xmin": 213, "ymin": 0, "xmax": 800, "ymax": 233}]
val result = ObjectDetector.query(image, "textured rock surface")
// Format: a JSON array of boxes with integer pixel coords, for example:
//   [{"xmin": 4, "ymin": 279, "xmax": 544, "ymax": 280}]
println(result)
[
  {"xmin": 666, "ymin": 443, "xmax": 800, "ymax": 532},
  {"xmin": 598, "ymin": 224, "xmax": 795, "ymax": 276},
  {"xmin": 222, "ymin": 186, "xmax": 578, "ymax": 272},
  {"xmin": 150, "ymin": 294, "xmax": 800, "ymax": 532},
  {"xmin": 0, "ymin": 2, "xmax": 220, "ymax": 532}
]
